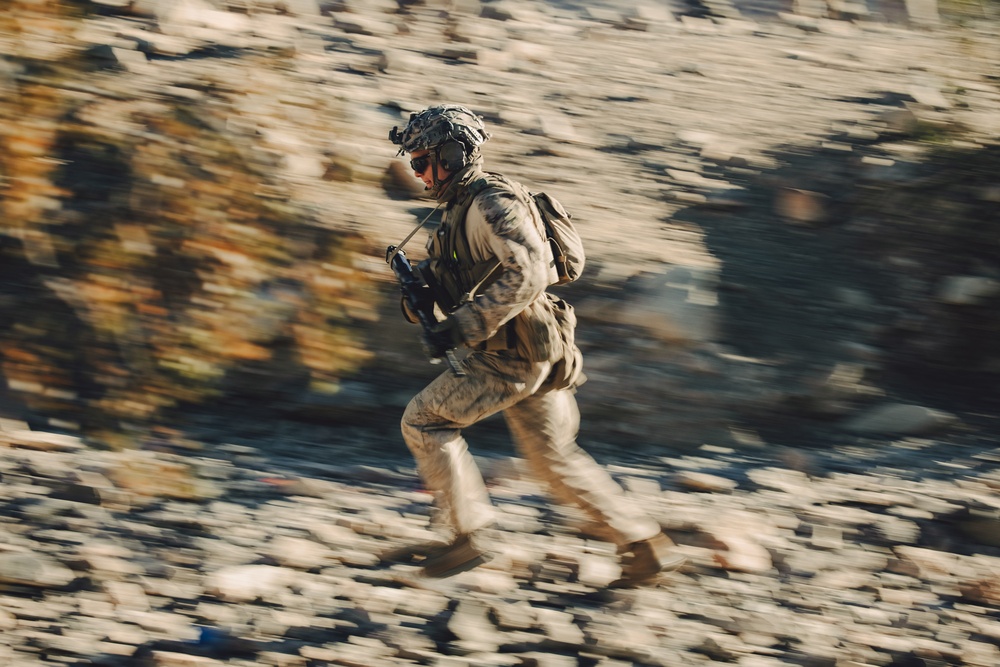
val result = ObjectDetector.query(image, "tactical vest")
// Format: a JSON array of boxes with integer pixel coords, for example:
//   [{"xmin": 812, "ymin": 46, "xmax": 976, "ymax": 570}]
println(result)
[
  {"xmin": 425, "ymin": 188, "xmax": 492, "ymax": 313},
  {"xmin": 422, "ymin": 173, "xmax": 545, "ymax": 354},
  {"xmin": 421, "ymin": 172, "xmax": 585, "ymax": 387}
]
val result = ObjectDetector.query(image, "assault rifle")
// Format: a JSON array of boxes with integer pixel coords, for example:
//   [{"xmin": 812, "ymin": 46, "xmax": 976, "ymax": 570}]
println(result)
[{"xmin": 386, "ymin": 245, "xmax": 465, "ymax": 376}]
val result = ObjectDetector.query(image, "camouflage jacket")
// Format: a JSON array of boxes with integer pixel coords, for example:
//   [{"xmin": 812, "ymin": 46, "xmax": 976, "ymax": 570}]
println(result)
[{"xmin": 427, "ymin": 163, "xmax": 563, "ymax": 363}]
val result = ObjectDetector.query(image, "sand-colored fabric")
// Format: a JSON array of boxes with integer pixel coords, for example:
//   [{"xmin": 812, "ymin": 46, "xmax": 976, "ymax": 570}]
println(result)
[{"xmin": 401, "ymin": 350, "xmax": 660, "ymax": 546}]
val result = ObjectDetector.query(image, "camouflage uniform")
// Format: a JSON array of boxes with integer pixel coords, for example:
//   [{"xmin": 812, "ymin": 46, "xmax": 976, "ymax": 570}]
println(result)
[
  {"xmin": 401, "ymin": 160, "xmax": 661, "ymax": 547},
  {"xmin": 390, "ymin": 105, "xmax": 682, "ymax": 581}
]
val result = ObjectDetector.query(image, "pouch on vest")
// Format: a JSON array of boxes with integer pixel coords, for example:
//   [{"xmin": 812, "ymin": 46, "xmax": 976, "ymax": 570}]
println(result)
[{"xmin": 540, "ymin": 294, "xmax": 586, "ymax": 392}]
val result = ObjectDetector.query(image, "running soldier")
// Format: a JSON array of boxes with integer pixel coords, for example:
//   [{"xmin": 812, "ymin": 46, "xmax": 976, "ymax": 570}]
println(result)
[{"xmin": 386, "ymin": 104, "xmax": 684, "ymax": 585}]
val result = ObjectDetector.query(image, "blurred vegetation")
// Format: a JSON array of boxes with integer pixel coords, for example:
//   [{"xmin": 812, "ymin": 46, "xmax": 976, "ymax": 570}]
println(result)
[{"xmin": 0, "ymin": 0, "xmax": 375, "ymax": 447}]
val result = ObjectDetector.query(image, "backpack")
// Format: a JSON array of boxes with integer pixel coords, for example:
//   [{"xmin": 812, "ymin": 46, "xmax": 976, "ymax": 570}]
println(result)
[{"xmin": 530, "ymin": 190, "xmax": 585, "ymax": 286}]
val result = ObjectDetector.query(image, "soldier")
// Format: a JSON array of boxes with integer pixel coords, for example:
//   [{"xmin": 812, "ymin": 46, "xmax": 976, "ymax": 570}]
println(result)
[{"xmin": 387, "ymin": 104, "xmax": 684, "ymax": 585}]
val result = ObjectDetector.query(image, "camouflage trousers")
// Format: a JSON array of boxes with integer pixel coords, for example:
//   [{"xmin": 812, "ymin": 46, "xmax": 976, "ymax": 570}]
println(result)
[{"xmin": 401, "ymin": 350, "xmax": 660, "ymax": 547}]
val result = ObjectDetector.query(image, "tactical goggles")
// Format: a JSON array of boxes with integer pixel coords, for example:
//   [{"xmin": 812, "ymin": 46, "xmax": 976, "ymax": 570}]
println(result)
[{"xmin": 410, "ymin": 155, "xmax": 432, "ymax": 174}]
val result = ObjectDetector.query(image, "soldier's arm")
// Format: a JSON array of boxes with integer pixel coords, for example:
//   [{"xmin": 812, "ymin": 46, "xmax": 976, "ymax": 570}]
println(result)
[{"xmin": 450, "ymin": 189, "xmax": 549, "ymax": 347}]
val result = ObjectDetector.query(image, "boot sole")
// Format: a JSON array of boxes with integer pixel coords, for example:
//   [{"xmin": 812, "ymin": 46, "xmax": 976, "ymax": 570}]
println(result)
[
  {"xmin": 422, "ymin": 552, "xmax": 491, "ymax": 579},
  {"xmin": 610, "ymin": 554, "xmax": 687, "ymax": 588},
  {"xmin": 378, "ymin": 540, "xmax": 449, "ymax": 565}
]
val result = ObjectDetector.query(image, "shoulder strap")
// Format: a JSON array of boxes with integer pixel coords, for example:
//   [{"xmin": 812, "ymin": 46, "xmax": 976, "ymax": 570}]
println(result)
[
  {"xmin": 438, "ymin": 174, "xmax": 509, "ymax": 303},
  {"xmin": 445, "ymin": 173, "xmax": 513, "ymax": 261}
]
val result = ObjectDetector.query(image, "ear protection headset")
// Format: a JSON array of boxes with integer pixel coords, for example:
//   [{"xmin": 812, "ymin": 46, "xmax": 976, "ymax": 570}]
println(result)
[{"xmin": 436, "ymin": 140, "xmax": 468, "ymax": 171}]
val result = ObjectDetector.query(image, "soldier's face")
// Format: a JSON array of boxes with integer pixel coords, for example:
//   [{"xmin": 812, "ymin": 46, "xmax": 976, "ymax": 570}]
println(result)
[{"xmin": 410, "ymin": 150, "xmax": 450, "ymax": 188}]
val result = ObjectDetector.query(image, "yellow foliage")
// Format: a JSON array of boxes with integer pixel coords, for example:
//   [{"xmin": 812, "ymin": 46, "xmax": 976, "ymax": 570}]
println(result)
[{"xmin": 0, "ymin": 0, "xmax": 378, "ymax": 442}]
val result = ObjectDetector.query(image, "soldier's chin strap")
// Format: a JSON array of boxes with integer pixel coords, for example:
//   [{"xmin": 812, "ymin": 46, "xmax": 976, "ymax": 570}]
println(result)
[
  {"xmin": 428, "ymin": 149, "xmax": 457, "ymax": 198},
  {"xmin": 385, "ymin": 201, "xmax": 443, "ymax": 266},
  {"xmin": 386, "ymin": 149, "xmax": 464, "ymax": 265}
]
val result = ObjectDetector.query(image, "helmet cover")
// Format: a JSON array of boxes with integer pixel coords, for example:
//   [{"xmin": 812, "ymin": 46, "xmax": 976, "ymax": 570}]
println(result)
[{"xmin": 389, "ymin": 104, "xmax": 491, "ymax": 156}]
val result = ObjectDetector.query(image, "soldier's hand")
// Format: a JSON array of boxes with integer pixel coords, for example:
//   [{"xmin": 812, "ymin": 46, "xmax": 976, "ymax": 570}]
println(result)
[
  {"xmin": 400, "ymin": 296, "xmax": 420, "ymax": 324},
  {"xmin": 422, "ymin": 317, "xmax": 461, "ymax": 359}
]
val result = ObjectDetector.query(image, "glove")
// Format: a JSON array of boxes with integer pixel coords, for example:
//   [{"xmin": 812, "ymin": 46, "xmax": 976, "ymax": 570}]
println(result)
[
  {"xmin": 400, "ymin": 296, "xmax": 420, "ymax": 324},
  {"xmin": 421, "ymin": 317, "xmax": 462, "ymax": 359}
]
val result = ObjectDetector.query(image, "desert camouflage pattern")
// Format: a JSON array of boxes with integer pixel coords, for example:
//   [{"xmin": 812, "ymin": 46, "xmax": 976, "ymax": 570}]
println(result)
[
  {"xmin": 402, "ymin": 351, "xmax": 661, "ymax": 545},
  {"xmin": 436, "ymin": 167, "xmax": 562, "ymax": 362},
  {"xmin": 401, "ymin": 165, "xmax": 660, "ymax": 547},
  {"xmin": 388, "ymin": 104, "xmax": 490, "ymax": 156}
]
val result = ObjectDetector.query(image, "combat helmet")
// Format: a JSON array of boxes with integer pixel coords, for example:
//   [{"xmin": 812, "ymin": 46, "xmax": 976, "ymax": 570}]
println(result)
[{"xmin": 389, "ymin": 104, "xmax": 491, "ymax": 172}]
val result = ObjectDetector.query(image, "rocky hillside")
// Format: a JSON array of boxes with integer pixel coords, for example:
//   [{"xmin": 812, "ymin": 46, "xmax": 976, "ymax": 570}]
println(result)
[
  {"xmin": 1, "ymin": 1, "xmax": 999, "ymax": 665},
  {"xmin": 0, "ymin": 0, "xmax": 997, "ymax": 454}
]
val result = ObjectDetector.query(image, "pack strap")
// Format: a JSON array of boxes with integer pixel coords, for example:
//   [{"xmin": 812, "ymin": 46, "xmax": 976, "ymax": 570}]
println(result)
[
  {"xmin": 386, "ymin": 201, "xmax": 443, "ymax": 266},
  {"xmin": 452, "ymin": 172, "xmax": 549, "ymax": 300}
]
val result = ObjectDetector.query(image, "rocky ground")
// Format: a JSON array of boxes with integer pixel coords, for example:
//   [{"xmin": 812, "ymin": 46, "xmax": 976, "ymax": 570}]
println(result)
[
  {"xmin": 2, "ymin": 0, "xmax": 1000, "ymax": 665},
  {"xmin": 1, "ymin": 422, "xmax": 999, "ymax": 667}
]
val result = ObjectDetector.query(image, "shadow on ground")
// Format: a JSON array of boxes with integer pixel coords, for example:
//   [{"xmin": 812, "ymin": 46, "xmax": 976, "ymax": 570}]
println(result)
[{"xmin": 672, "ymin": 111, "xmax": 1000, "ymax": 450}]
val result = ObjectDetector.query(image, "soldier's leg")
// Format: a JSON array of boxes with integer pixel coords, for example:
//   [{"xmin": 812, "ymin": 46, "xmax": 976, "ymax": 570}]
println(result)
[
  {"xmin": 503, "ymin": 387, "xmax": 661, "ymax": 547},
  {"xmin": 401, "ymin": 352, "xmax": 545, "ymax": 537}
]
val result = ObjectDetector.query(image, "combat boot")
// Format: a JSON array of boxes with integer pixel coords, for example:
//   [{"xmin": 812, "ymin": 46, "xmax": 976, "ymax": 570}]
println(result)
[
  {"xmin": 378, "ymin": 535, "xmax": 450, "ymax": 565},
  {"xmin": 612, "ymin": 532, "xmax": 685, "ymax": 587},
  {"xmin": 419, "ymin": 531, "xmax": 492, "ymax": 578}
]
